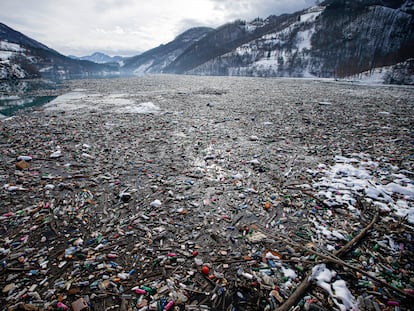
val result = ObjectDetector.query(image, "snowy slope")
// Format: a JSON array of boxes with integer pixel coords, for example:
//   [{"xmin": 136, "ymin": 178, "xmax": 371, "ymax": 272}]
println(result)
[
  {"xmin": 0, "ymin": 23, "xmax": 120, "ymax": 80},
  {"xmin": 69, "ymin": 52, "xmax": 124, "ymax": 64},
  {"xmin": 342, "ymin": 58, "xmax": 414, "ymax": 85},
  {"xmin": 187, "ymin": 6, "xmax": 324, "ymax": 77},
  {"xmin": 0, "ymin": 40, "xmax": 35, "ymax": 79},
  {"xmin": 118, "ymin": 0, "xmax": 410, "ymax": 83},
  {"xmin": 186, "ymin": 2, "xmax": 414, "ymax": 80},
  {"xmin": 121, "ymin": 27, "xmax": 213, "ymax": 75}
]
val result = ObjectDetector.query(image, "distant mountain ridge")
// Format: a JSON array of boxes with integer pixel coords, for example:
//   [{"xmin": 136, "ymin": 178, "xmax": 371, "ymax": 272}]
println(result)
[
  {"xmin": 69, "ymin": 52, "xmax": 124, "ymax": 64},
  {"xmin": 121, "ymin": 27, "xmax": 214, "ymax": 75},
  {"xmin": 120, "ymin": 0, "xmax": 414, "ymax": 84},
  {"xmin": 1, "ymin": 0, "xmax": 413, "ymax": 84},
  {"xmin": 0, "ymin": 23, "xmax": 119, "ymax": 80}
]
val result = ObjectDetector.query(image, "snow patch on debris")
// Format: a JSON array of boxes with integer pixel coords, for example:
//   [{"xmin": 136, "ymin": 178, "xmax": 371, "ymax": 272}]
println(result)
[
  {"xmin": 310, "ymin": 264, "xmax": 358, "ymax": 311},
  {"xmin": 312, "ymin": 219, "xmax": 347, "ymax": 241},
  {"xmin": 309, "ymin": 153, "xmax": 414, "ymax": 223}
]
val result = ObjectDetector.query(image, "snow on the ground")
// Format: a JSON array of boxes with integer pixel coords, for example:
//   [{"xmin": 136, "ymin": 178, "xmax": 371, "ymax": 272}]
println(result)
[
  {"xmin": 309, "ymin": 153, "xmax": 414, "ymax": 223},
  {"xmin": 0, "ymin": 62, "xmax": 27, "ymax": 79},
  {"xmin": 344, "ymin": 67, "xmax": 391, "ymax": 85},
  {"xmin": 299, "ymin": 7, "xmax": 324, "ymax": 23},
  {"xmin": 0, "ymin": 51, "xmax": 14, "ymax": 60},
  {"xmin": 296, "ymin": 8, "xmax": 323, "ymax": 53},
  {"xmin": 0, "ymin": 41, "xmax": 24, "ymax": 62},
  {"xmin": 296, "ymin": 28, "xmax": 314, "ymax": 52},
  {"xmin": 341, "ymin": 59, "xmax": 414, "ymax": 85},
  {"xmin": 0, "ymin": 41, "xmax": 23, "ymax": 52},
  {"xmin": 132, "ymin": 60, "xmax": 154, "ymax": 76},
  {"xmin": 0, "ymin": 41, "xmax": 29, "ymax": 78},
  {"xmin": 310, "ymin": 264, "xmax": 358, "ymax": 311}
]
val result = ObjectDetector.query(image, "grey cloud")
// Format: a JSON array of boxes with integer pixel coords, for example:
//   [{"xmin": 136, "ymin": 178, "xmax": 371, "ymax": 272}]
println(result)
[
  {"xmin": 0, "ymin": 0, "xmax": 317, "ymax": 56},
  {"xmin": 211, "ymin": 0, "xmax": 317, "ymax": 21},
  {"xmin": 93, "ymin": 0, "xmax": 134, "ymax": 12},
  {"xmin": 173, "ymin": 18, "xmax": 212, "ymax": 36}
]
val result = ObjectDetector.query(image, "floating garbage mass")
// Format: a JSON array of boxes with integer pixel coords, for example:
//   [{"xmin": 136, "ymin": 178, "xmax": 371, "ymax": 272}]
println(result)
[{"xmin": 0, "ymin": 75, "xmax": 413, "ymax": 310}]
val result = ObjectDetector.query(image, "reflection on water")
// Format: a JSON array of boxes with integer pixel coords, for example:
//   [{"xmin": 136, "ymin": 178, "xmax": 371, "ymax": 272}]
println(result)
[
  {"xmin": 0, "ymin": 79, "xmax": 62, "ymax": 117},
  {"xmin": 0, "ymin": 96, "xmax": 57, "ymax": 117}
]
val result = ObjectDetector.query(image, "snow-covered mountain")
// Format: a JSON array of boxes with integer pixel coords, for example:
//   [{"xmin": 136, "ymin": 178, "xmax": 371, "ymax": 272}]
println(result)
[
  {"xmin": 122, "ymin": 0, "xmax": 414, "ymax": 84},
  {"xmin": 69, "ymin": 52, "xmax": 123, "ymax": 64},
  {"xmin": 0, "ymin": 23, "xmax": 119, "ymax": 80},
  {"xmin": 0, "ymin": 40, "xmax": 34, "ymax": 79},
  {"xmin": 1, "ymin": 0, "xmax": 413, "ymax": 83},
  {"xmin": 121, "ymin": 27, "xmax": 213, "ymax": 75}
]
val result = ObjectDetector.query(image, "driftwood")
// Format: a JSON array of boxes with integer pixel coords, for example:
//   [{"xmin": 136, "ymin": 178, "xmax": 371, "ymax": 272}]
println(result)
[
  {"xmin": 276, "ymin": 270, "xmax": 313, "ymax": 311},
  {"xmin": 276, "ymin": 231, "xmax": 409, "ymax": 297},
  {"xmin": 257, "ymin": 207, "xmax": 401, "ymax": 311},
  {"xmin": 334, "ymin": 208, "xmax": 379, "ymax": 258}
]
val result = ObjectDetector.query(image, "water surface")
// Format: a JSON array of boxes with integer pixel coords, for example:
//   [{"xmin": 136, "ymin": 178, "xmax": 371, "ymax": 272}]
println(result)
[{"xmin": 0, "ymin": 79, "xmax": 62, "ymax": 117}]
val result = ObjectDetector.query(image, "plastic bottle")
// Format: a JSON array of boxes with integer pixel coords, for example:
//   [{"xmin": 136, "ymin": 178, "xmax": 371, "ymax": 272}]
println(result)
[
  {"xmin": 163, "ymin": 300, "xmax": 174, "ymax": 310},
  {"xmin": 135, "ymin": 288, "xmax": 147, "ymax": 295}
]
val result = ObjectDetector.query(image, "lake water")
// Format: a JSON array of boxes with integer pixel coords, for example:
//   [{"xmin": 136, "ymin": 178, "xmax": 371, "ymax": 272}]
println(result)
[
  {"xmin": 0, "ymin": 95, "xmax": 57, "ymax": 117},
  {"xmin": 0, "ymin": 79, "xmax": 61, "ymax": 117}
]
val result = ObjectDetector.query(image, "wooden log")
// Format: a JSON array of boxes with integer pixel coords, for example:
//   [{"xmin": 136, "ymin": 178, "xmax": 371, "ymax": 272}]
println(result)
[
  {"xmin": 263, "ymin": 208, "xmax": 382, "ymax": 310},
  {"xmin": 276, "ymin": 271, "xmax": 313, "ymax": 311},
  {"xmin": 334, "ymin": 209, "xmax": 379, "ymax": 258}
]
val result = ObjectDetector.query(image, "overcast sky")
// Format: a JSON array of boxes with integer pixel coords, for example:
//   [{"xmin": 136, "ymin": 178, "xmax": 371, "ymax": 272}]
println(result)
[{"xmin": 1, "ymin": 0, "xmax": 317, "ymax": 57}]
